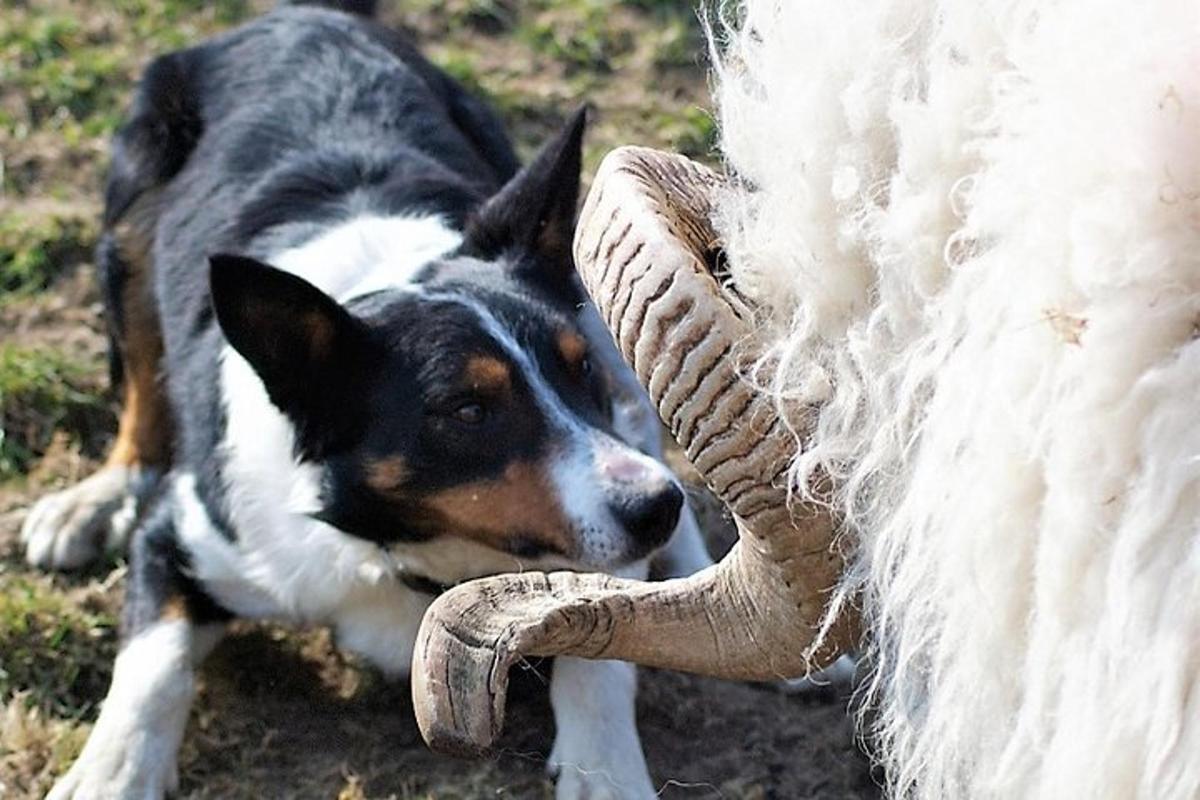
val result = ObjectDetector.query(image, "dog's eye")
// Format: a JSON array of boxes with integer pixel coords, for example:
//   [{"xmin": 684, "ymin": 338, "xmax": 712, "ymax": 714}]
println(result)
[
  {"xmin": 452, "ymin": 401, "xmax": 486, "ymax": 425},
  {"xmin": 580, "ymin": 356, "xmax": 592, "ymax": 377}
]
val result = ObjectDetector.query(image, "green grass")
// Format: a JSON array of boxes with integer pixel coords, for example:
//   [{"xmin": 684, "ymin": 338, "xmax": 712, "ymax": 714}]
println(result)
[
  {"xmin": 652, "ymin": 15, "xmax": 702, "ymax": 68},
  {"xmin": 0, "ymin": 346, "xmax": 108, "ymax": 480},
  {"xmin": 0, "ymin": 211, "xmax": 98, "ymax": 297},
  {"xmin": 0, "ymin": 15, "xmax": 126, "ymax": 136},
  {"xmin": 0, "ymin": 575, "xmax": 117, "ymax": 720},
  {"xmin": 420, "ymin": 0, "xmax": 519, "ymax": 34},
  {"xmin": 0, "ymin": 1, "xmax": 262, "ymax": 200},
  {"xmin": 519, "ymin": 1, "xmax": 633, "ymax": 73},
  {"xmin": 661, "ymin": 105, "xmax": 718, "ymax": 159},
  {"xmin": 619, "ymin": 0, "xmax": 690, "ymax": 10}
]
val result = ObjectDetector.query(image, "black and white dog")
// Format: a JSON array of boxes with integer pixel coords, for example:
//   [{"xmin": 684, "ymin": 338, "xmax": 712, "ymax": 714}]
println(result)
[{"xmin": 28, "ymin": 3, "xmax": 712, "ymax": 797}]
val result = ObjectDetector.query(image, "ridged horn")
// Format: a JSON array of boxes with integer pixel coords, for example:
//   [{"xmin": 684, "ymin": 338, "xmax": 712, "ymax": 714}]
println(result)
[{"xmin": 412, "ymin": 147, "xmax": 853, "ymax": 757}]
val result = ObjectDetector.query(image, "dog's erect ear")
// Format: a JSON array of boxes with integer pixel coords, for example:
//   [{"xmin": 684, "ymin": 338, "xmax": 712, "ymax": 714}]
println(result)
[
  {"xmin": 462, "ymin": 106, "xmax": 587, "ymax": 273},
  {"xmin": 209, "ymin": 254, "xmax": 377, "ymax": 457}
]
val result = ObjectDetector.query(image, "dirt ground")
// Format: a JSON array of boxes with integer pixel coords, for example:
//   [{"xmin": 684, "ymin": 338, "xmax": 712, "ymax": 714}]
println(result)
[{"xmin": 1, "ymin": 1, "xmax": 879, "ymax": 797}]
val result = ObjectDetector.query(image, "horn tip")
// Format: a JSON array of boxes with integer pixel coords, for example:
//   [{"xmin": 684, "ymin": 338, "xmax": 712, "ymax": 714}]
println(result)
[{"xmin": 411, "ymin": 593, "xmax": 509, "ymax": 757}]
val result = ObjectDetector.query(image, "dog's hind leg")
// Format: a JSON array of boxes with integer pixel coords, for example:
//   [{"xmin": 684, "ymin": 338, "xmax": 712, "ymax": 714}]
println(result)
[
  {"xmin": 49, "ymin": 498, "xmax": 228, "ymax": 800},
  {"xmin": 22, "ymin": 51, "xmax": 202, "ymax": 569},
  {"xmin": 23, "ymin": 206, "xmax": 172, "ymax": 569},
  {"xmin": 23, "ymin": 51, "xmax": 201, "ymax": 570}
]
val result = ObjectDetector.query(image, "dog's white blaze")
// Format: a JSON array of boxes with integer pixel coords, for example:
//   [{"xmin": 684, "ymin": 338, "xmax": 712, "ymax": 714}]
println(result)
[
  {"xmin": 574, "ymin": 301, "xmax": 661, "ymax": 455},
  {"xmin": 576, "ymin": 301, "xmax": 714, "ymax": 577},
  {"xmin": 268, "ymin": 213, "xmax": 461, "ymax": 299}
]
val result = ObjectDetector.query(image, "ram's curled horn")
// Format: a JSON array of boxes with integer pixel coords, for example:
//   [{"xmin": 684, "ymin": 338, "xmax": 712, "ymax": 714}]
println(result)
[{"xmin": 411, "ymin": 147, "xmax": 855, "ymax": 757}]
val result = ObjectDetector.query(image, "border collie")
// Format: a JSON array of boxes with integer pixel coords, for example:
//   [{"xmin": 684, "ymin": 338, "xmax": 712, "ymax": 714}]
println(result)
[{"xmin": 26, "ymin": 3, "xmax": 712, "ymax": 797}]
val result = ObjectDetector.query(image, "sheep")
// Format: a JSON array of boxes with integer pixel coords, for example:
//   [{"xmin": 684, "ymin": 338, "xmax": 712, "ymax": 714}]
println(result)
[
  {"xmin": 411, "ymin": 2, "xmax": 1200, "ymax": 798},
  {"xmin": 712, "ymin": 1, "xmax": 1200, "ymax": 797}
]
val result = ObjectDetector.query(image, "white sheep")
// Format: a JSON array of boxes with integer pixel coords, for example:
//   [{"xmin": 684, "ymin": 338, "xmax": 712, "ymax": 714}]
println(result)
[{"xmin": 713, "ymin": 1, "xmax": 1200, "ymax": 797}]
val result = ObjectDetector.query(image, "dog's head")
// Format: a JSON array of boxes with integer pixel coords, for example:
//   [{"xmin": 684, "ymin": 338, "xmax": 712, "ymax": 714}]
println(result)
[{"xmin": 209, "ymin": 111, "xmax": 683, "ymax": 571}]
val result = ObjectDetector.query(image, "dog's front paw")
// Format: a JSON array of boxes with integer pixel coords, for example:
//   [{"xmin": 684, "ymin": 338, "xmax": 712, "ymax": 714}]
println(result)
[
  {"xmin": 550, "ymin": 767, "xmax": 656, "ymax": 800},
  {"xmin": 48, "ymin": 735, "xmax": 178, "ymax": 800},
  {"xmin": 548, "ymin": 740, "xmax": 656, "ymax": 800},
  {"xmin": 548, "ymin": 657, "xmax": 656, "ymax": 800},
  {"xmin": 22, "ymin": 466, "xmax": 155, "ymax": 570}
]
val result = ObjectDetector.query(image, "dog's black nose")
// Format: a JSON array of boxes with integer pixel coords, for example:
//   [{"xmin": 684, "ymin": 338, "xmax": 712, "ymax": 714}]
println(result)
[{"xmin": 609, "ymin": 483, "xmax": 684, "ymax": 549}]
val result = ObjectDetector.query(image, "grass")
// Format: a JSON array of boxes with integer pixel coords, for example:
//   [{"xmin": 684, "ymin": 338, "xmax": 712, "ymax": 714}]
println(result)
[
  {"xmin": 664, "ymin": 105, "xmax": 719, "ymax": 159},
  {"xmin": 0, "ymin": 575, "xmax": 117, "ymax": 720},
  {"xmin": 0, "ymin": 210, "xmax": 98, "ymax": 297},
  {"xmin": 0, "ymin": 345, "xmax": 109, "ymax": 480},
  {"xmin": 0, "ymin": 15, "xmax": 126, "ymax": 136},
  {"xmin": 0, "ymin": 0, "xmax": 269, "ymax": 199},
  {"xmin": 519, "ymin": 0, "xmax": 633, "ymax": 73}
]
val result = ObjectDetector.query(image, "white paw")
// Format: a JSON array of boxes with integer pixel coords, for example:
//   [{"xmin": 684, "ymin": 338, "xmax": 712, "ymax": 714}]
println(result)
[
  {"xmin": 549, "ymin": 657, "xmax": 656, "ymax": 800},
  {"xmin": 22, "ymin": 467, "xmax": 155, "ymax": 570},
  {"xmin": 548, "ymin": 743, "xmax": 657, "ymax": 800},
  {"xmin": 48, "ymin": 732, "xmax": 179, "ymax": 800}
]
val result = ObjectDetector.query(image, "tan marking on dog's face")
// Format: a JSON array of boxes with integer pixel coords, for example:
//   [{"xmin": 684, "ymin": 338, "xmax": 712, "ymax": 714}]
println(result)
[
  {"xmin": 365, "ymin": 456, "xmax": 411, "ymax": 491},
  {"xmin": 556, "ymin": 330, "xmax": 588, "ymax": 368},
  {"xmin": 464, "ymin": 355, "xmax": 511, "ymax": 393},
  {"xmin": 423, "ymin": 460, "xmax": 573, "ymax": 556}
]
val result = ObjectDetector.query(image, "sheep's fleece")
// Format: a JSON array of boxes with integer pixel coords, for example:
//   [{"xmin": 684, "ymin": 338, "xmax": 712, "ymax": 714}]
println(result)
[{"xmin": 711, "ymin": 1, "xmax": 1200, "ymax": 798}]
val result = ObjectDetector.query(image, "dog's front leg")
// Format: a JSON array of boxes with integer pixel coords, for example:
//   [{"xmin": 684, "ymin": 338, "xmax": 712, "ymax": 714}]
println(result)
[
  {"xmin": 50, "ymin": 503, "xmax": 226, "ymax": 800},
  {"xmin": 548, "ymin": 656, "xmax": 656, "ymax": 800},
  {"xmin": 546, "ymin": 558, "xmax": 655, "ymax": 800}
]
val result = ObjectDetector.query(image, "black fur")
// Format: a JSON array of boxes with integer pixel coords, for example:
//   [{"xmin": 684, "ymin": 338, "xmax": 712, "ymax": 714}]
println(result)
[
  {"xmin": 209, "ymin": 254, "xmax": 381, "ymax": 459},
  {"xmin": 98, "ymin": 7, "xmax": 523, "ymax": 559},
  {"xmin": 124, "ymin": 497, "xmax": 233, "ymax": 635},
  {"xmin": 94, "ymin": 232, "xmax": 130, "ymax": 388}
]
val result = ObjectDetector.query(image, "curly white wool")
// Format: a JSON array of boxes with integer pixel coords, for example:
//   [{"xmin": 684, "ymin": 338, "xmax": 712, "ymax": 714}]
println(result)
[{"xmin": 710, "ymin": 1, "xmax": 1200, "ymax": 797}]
